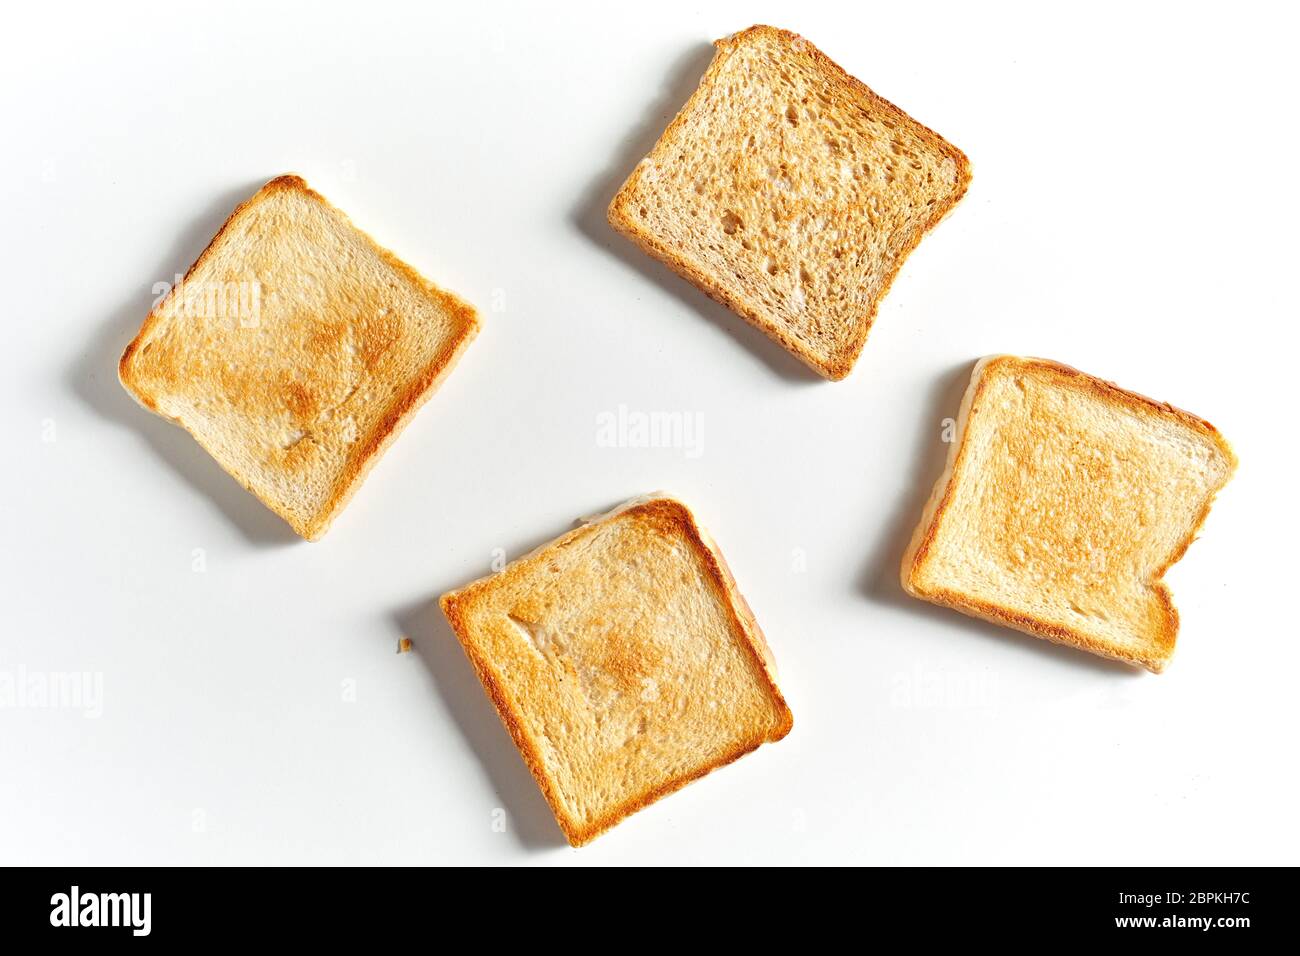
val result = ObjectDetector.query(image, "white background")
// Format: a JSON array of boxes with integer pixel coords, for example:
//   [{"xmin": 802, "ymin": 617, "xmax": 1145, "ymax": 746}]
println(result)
[{"xmin": 2, "ymin": 0, "xmax": 1296, "ymax": 865}]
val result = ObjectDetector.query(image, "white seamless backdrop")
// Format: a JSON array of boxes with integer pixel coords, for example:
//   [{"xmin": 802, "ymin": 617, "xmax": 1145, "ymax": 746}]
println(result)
[{"xmin": 1, "ymin": 0, "xmax": 1296, "ymax": 865}]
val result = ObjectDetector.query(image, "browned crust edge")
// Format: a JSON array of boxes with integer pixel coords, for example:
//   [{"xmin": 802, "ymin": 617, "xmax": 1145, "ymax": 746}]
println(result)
[
  {"xmin": 118, "ymin": 174, "xmax": 481, "ymax": 541},
  {"xmin": 439, "ymin": 494, "xmax": 792, "ymax": 846},
  {"xmin": 900, "ymin": 355, "xmax": 1238, "ymax": 673},
  {"xmin": 607, "ymin": 24, "xmax": 972, "ymax": 381}
]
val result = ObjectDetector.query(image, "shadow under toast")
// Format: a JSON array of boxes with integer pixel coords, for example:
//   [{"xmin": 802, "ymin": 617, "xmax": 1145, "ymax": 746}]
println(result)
[{"xmin": 392, "ymin": 592, "xmax": 570, "ymax": 852}]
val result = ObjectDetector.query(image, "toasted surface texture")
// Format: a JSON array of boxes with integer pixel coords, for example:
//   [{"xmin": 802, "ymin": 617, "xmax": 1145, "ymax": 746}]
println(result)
[
  {"xmin": 440, "ymin": 494, "xmax": 793, "ymax": 846},
  {"xmin": 119, "ymin": 175, "xmax": 479, "ymax": 540},
  {"xmin": 608, "ymin": 25, "xmax": 970, "ymax": 380},
  {"xmin": 902, "ymin": 356, "xmax": 1236, "ymax": 672}
]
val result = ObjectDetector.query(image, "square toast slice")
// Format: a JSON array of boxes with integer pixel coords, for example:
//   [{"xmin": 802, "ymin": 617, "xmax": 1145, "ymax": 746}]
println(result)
[
  {"xmin": 119, "ymin": 175, "xmax": 479, "ymax": 540},
  {"xmin": 439, "ymin": 495, "xmax": 793, "ymax": 846},
  {"xmin": 609, "ymin": 25, "xmax": 970, "ymax": 380},
  {"xmin": 901, "ymin": 356, "xmax": 1237, "ymax": 672}
]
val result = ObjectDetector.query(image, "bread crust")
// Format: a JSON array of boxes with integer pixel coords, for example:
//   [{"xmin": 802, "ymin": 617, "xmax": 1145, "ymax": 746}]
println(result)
[
  {"xmin": 901, "ymin": 356, "xmax": 1237, "ymax": 672},
  {"xmin": 118, "ymin": 175, "xmax": 480, "ymax": 540},
  {"xmin": 608, "ymin": 25, "xmax": 972, "ymax": 380},
  {"xmin": 440, "ymin": 494, "xmax": 792, "ymax": 846}
]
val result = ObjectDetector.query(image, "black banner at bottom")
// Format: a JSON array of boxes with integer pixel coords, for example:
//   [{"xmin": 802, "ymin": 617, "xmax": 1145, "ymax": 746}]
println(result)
[{"xmin": 0, "ymin": 866, "xmax": 1280, "ymax": 942}]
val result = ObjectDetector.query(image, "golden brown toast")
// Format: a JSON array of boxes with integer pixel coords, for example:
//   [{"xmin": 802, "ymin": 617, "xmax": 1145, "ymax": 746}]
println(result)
[
  {"xmin": 902, "ymin": 356, "xmax": 1236, "ymax": 672},
  {"xmin": 609, "ymin": 25, "xmax": 970, "ymax": 379},
  {"xmin": 440, "ymin": 494, "xmax": 793, "ymax": 845},
  {"xmin": 119, "ymin": 175, "xmax": 479, "ymax": 539}
]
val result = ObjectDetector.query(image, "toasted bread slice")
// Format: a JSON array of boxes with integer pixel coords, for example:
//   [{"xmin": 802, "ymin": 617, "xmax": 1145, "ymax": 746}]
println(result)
[
  {"xmin": 901, "ymin": 356, "xmax": 1237, "ymax": 672},
  {"xmin": 440, "ymin": 494, "xmax": 793, "ymax": 846},
  {"xmin": 608, "ymin": 25, "xmax": 970, "ymax": 380},
  {"xmin": 119, "ymin": 175, "xmax": 479, "ymax": 540}
]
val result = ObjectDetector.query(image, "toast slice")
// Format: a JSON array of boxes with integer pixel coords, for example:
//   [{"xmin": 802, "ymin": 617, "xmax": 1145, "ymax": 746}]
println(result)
[
  {"xmin": 901, "ymin": 356, "xmax": 1237, "ymax": 672},
  {"xmin": 119, "ymin": 175, "xmax": 479, "ymax": 540},
  {"xmin": 439, "ymin": 494, "xmax": 793, "ymax": 846},
  {"xmin": 608, "ymin": 25, "xmax": 970, "ymax": 380}
]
